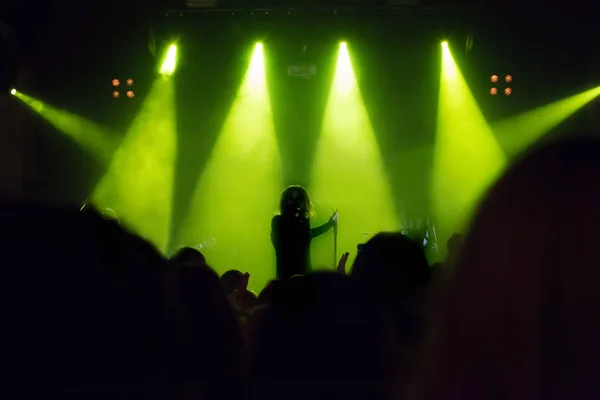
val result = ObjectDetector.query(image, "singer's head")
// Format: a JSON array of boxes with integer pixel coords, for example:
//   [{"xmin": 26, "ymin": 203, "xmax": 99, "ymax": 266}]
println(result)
[{"xmin": 280, "ymin": 185, "xmax": 314, "ymax": 219}]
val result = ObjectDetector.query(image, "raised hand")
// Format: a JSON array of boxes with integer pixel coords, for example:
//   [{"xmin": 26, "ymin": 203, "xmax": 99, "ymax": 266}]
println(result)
[
  {"xmin": 330, "ymin": 209, "xmax": 339, "ymax": 224},
  {"xmin": 337, "ymin": 252, "xmax": 350, "ymax": 274}
]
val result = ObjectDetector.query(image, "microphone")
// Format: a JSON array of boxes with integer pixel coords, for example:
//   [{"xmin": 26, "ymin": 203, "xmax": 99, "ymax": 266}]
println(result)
[{"xmin": 295, "ymin": 206, "xmax": 307, "ymax": 219}]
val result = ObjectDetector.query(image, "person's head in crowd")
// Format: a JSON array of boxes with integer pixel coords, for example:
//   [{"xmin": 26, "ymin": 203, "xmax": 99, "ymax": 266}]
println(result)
[
  {"xmin": 222, "ymin": 270, "xmax": 256, "ymax": 311},
  {"xmin": 257, "ymin": 279, "xmax": 281, "ymax": 306},
  {"xmin": 350, "ymin": 231, "xmax": 432, "ymax": 396},
  {"xmin": 249, "ymin": 272, "xmax": 397, "ymax": 400},
  {"xmin": 177, "ymin": 263, "xmax": 247, "ymax": 399},
  {"xmin": 0, "ymin": 202, "xmax": 198, "ymax": 398},
  {"xmin": 221, "ymin": 269, "xmax": 244, "ymax": 296},
  {"xmin": 170, "ymin": 246, "xmax": 206, "ymax": 267},
  {"xmin": 80, "ymin": 201, "xmax": 119, "ymax": 224},
  {"xmin": 279, "ymin": 185, "xmax": 314, "ymax": 219},
  {"xmin": 446, "ymin": 232, "xmax": 464, "ymax": 265},
  {"xmin": 427, "ymin": 137, "xmax": 600, "ymax": 400},
  {"xmin": 100, "ymin": 206, "xmax": 118, "ymax": 222},
  {"xmin": 351, "ymin": 232, "xmax": 431, "ymax": 308}
]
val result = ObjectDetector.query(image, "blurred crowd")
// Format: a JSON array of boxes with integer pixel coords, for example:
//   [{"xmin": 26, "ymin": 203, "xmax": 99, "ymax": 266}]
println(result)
[{"xmin": 1, "ymin": 136, "xmax": 600, "ymax": 399}]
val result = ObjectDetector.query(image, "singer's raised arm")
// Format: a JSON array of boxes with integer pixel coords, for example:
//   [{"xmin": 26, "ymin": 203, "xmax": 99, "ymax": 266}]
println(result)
[{"xmin": 310, "ymin": 219, "xmax": 334, "ymax": 238}]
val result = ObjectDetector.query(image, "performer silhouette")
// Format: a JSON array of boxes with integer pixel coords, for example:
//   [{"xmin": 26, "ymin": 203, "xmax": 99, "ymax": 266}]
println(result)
[{"xmin": 271, "ymin": 185, "xmax": 337, "ymax": 280}]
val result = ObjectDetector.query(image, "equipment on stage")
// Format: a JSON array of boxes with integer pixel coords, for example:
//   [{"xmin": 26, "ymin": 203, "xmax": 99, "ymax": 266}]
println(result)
[
  {"xmin": 288, "ymin": 64, "xmax": 317, "ymax": 79},
  {"xmin": 192, "ymin": 238, "xmax": 217, "ymax": 251},
  {"xmin": 332, "ymin": 209, "xmax": 339, "ymax": 269},
  {"xmin": 170, "ymin": 238, "xmax": 217, "ymax": 258}
]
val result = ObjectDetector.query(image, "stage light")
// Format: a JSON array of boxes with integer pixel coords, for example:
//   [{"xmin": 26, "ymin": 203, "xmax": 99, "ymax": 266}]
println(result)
[
  {"xmin": 491, "ymin": 75, "xmax": 498, "ymax": 83},
  {"xmin": 126, "ymin": 91, "xmax": 134, "ymax": 98},
  {"xmin": 340, "ymin": 41, "xmax": 347, "ymax": 48},
  {"xmin": 127, "ymin": 78, "xmax": 133, "ymax": 86},
  {"xmin": 505, "ymin": 75, "xmax": 512, "ymax": 83},
  {"xmin": 441, "ymin": 41, "xmax": 448, "ymax": 48},
  {"xmin": 113, "ymin": 91, "xmax": 119, "ymax": 98},
  {"xmin": 505, "ymin": 88, "xmax": 512, "ymax": 96},
  {"xmin": 159, "ymin": 44, "xmax": 177, "ymax": 76},
  {"xmin": 490, "ymin": 87, "xmax": 498, "ymax": 95},
  {"xmin": 112, "ymin": 79, "xmax": 120, "ymax": 87},
  {"xmin": 10, "ymin": 88, "xmax": 16, "ymax": 95}
]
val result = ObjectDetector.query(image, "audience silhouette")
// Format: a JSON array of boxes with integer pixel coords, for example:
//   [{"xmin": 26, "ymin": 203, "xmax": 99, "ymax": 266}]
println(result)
[{"xmin": 2, "ymin": 137, "xmax": 598, "ymax": 399}]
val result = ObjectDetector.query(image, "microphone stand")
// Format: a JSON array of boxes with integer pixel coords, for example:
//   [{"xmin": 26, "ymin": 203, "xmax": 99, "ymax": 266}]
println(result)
[
  {"xmin": 333, "ymin": 222, "xmax": 338, "ymax": 270},
  {"xmin": 333, "ymin": 211, "xmax": 338, "ymax": 270}
]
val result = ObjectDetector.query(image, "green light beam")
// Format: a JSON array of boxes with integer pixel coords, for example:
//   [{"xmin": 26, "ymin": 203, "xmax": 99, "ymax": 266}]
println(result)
[
  {"xmin": 13, "ymin": 90, "xmax": 116, "ymax": 163},
  {"xmin": 177, "ymin": 43, "xmax": 281, "ymax": 291},
  {"xmin": 432, "ymin": 43, "xmax": 506, "ymax": 242},
  {"xmin": 310, "ymin": 42, "xmax": 400, "ymax": 269},
  {"xmin": 492, "ymin": 86, "xmax": 600, "ymax": 156},
  {"xmin": 92, "ymin": 78, "xmax": 177, "ymax": 253}
]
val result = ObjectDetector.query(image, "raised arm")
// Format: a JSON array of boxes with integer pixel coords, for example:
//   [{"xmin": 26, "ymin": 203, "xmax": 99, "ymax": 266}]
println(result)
[{"xmin": 310, "ymin": 219, "xmax": 334, "ymax": 238}]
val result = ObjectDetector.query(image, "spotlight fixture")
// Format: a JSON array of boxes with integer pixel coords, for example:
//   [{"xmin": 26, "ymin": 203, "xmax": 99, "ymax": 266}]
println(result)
[
  {"xmin": 126, "ymin": 91, "xmax": 135, "ymax": 98},
  {"xmin": 491, "ymin": 75, "xmax": 498, "ymax": 83},
  {"xmin": 113, "ymin": 91, "xmax": 120, "ymax": 98},
  {"xmin": 490, "ymin": 87, "xmax": 498, "ymax": 96},
  {"xmin": 159, "ymin": 44, "xmax": 178, "ymax": 76},
  {"xmin": 10, "ymin": 88, "xmax": 16, "ymax": 95},
  {"xmin": 112, "ymin": 79, "xmax": 120, "ymax": 87},
  {"xmin": 505, "ymin": 88, "xmax": 512, "ymax": 96},
  {"xmin": 505, "ymin": 74, "xmax": 512, "ymax": 83},
  {"xmin": 126, "ymin": 78, "xmax": 133, "ymax": 86}
]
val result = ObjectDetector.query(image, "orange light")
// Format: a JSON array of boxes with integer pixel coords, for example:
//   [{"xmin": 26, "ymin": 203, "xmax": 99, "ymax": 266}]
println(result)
[
  {"xmin": 490, "ymin": 87, "xmax": 498, "ymax": 96},
  {"xmin": 112, "ymin": 91, "xmax": 120, "ymax": 98},
  {"xmin": 112, "ymin": 79, "xmax": 120, "ymax": 87},
  {"xmin": 491, "ymin": 75, "xmax": 498, "ymax": 83},
  {"xmin": 126, "ymin": 91, "xmax": 135, "ymax": 98},
  {"xmin": 505, "ymin": 88, "xmax": 512, "ymax": 96},
  {"xmin": 505, "ymin": 74, "xmax": 512, "ymax": 83},
  {"xmin": 126, "ymin": 78, "xmax": 133, "ymax": 86}
]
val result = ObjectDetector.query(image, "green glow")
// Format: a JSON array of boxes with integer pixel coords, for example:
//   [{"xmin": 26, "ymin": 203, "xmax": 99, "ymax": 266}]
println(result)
[
  {"xmin": 311, "ymin": 42, "xmax": 399, "ymax": 269},
  {"xmin": 92, "ymin": 78, "xmax": 177, "ymax": 253},
  {"xmin": 431, "ymin": 44, "xmax": 505, "ymax": 241},
  {"xmin": 159, "ymin": 44, "xmax": 178, "ymax": 76},
  {"xmin": 177, "ymin": 43, "xmax": 280, "ymax": 290},
  {"xmin": 492, "ymin": 86, "xmax": 600, "ymax": 156},
  {"xmin": 13, "ymin": 90, "xmax": 115, "ymax": 162}
]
